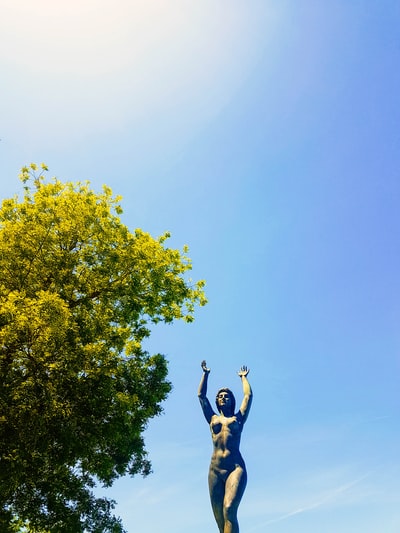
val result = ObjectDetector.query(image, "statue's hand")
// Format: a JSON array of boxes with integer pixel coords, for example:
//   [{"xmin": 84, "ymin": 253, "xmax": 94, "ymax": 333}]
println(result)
[
  {"xmin": 238, "ymin": 365, "xmax": 250, "ymax": 377},
  {"xmin": 201, "ymin": 360, "xmax": 210, "ymax": 373}
]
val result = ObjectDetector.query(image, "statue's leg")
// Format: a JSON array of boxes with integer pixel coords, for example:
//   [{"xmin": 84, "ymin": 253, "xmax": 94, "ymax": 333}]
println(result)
[
  {"xmin": 208, "ymin": 469, "xmax": 225, "ymax": 532},
  {"xmin": 222, "ymin": 466, "xmax": 247, "ymax": 533}
]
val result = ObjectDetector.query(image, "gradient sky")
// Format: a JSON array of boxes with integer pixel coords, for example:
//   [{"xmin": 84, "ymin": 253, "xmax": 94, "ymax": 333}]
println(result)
[{"xmin": 1, "ymin": 1, "xmax": 400, "ymax": 532}]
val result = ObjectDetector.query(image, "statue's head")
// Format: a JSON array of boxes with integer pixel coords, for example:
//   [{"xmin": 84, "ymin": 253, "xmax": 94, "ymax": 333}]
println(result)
[{"xmin": 215, "ymin": 388, "xmax": 235, "ymax": 416}]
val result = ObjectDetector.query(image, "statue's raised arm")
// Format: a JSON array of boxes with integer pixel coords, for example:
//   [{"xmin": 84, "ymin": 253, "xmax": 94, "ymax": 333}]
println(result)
[
  {"xmin": 237, "ymin": 365, "xmax": 252, "ymax": 423},
  {"xmin": 198, "ymin": 360, "xmax": 215, "ymax": 423}
]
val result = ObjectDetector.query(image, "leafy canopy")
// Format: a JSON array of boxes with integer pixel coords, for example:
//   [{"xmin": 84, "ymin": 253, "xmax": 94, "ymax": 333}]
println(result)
[{"xmin": 0, "ymin": 164, "xmax": 206, "ymax": 532}]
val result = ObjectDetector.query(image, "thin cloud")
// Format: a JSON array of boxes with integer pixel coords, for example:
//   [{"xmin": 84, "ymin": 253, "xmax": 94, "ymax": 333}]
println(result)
[
  {"xmin": 248, "ymin": 470, "xmax": 374, "ymax": 531},
  {"xmin": 369, "ymin": 415, "xmax": 391, "ymax": 422}
]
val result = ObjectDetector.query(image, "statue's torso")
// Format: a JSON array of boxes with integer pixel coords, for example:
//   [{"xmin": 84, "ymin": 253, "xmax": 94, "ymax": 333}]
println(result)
[{"xmin": 209, "ymin": 414, "xmax": 245, "ymax": 476}]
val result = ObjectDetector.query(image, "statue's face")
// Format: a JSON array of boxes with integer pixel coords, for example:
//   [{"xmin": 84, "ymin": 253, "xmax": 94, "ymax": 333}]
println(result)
[
  {"xmin": 215, "ymin": 388, "xmax": 235, "ymax": 415},
  {"xmin": 217, "ymin": 391, "xmax": 231, "ymax": 407}
]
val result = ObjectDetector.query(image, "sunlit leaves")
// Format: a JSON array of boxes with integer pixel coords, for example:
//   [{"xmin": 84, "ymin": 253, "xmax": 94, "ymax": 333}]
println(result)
[{"xmin": 0, "ymin": 166, "xmax": 206, "ymax": 532}]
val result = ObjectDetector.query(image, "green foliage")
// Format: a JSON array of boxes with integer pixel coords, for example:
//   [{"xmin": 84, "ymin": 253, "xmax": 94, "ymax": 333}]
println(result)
[{"xmin": 0, "ymin": 165, "xmax": 206, "ymax": 532}]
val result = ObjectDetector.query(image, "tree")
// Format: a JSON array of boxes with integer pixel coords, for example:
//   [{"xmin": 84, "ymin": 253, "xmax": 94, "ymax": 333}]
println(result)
[{"xmin": 0, "ymin": 164, "xmax": 206, "ymax": 532}]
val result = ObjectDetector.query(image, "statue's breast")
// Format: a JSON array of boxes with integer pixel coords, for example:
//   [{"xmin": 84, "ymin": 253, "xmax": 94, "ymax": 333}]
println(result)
[
  {"xmin": 227, "ymin": 418, "xmax": 241, "ymax": 434},
  {"xmin": 210, "ymin": 416, "xmax": 241, "ymax": 435},
  {"xmin": 211, "ymin": 420, "xmax": 223, "ymax": 434}
]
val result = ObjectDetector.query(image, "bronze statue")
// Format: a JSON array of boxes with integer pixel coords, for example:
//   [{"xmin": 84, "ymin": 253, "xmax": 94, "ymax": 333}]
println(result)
[{"xmin": 198, "ymin": 360, "xmax": 253, "ymax": 533}]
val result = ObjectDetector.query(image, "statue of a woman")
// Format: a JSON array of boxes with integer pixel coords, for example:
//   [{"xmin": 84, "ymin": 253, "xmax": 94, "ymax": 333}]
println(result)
[{"xmin": 198, "ymin": 360, "xmax": 253, "ymax": 533}]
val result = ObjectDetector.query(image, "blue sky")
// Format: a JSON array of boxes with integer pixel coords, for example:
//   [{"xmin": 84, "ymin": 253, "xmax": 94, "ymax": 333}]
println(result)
[{"xmin": 1, "ymin": 1, "xmax": 400, "ymax": 531}]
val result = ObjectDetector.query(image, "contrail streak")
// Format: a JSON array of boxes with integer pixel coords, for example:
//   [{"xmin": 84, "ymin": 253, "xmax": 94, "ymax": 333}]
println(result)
[{"xmin": 248, "ymin": 470, "xmax": 373, "ymax": 531}]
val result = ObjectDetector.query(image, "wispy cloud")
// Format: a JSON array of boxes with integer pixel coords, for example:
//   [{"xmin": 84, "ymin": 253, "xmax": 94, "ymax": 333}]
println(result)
[
  {"xmin": 248, "ymin": 470, "xmax": 374, "ymax": 531},
  {"xmin": 369, "ymin": 415, "xmax": 391, "ymax": 422}
]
